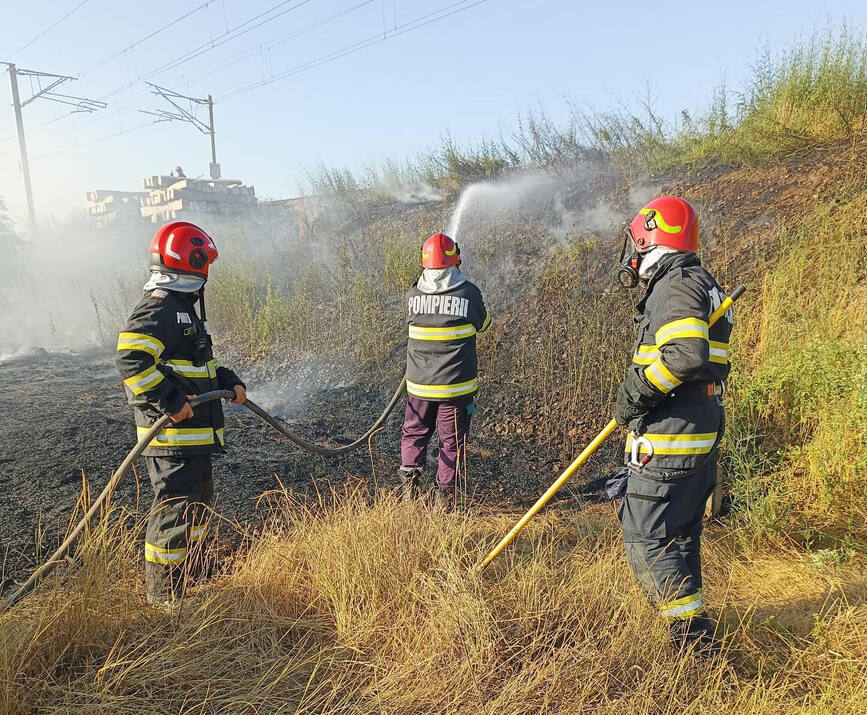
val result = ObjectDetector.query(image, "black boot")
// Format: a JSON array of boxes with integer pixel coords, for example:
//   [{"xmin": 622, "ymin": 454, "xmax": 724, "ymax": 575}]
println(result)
[
  {"xmin": 398, "ymin": 467, "xmax": 422, "ymax": 502},
  {"xmin": 668, "ymin": 614, "xmax": 720, "ymax": 656}
]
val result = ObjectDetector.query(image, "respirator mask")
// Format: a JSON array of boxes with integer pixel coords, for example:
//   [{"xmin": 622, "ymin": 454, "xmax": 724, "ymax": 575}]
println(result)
[{"xmin": 617, "ymin": 226, "xmax": 644, "ymax": 289}]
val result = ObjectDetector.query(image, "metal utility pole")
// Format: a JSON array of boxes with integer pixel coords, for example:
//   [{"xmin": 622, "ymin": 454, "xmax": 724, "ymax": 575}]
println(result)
[
  {"xmin": 7, "ymin": 65, "xmax": 34, "ymax": 227},
  {"xmin": 141, "ymin": 83, "xmax": 221, "ymax": 179},
  {"xmin": 3, "ymin": 62, "xmax": 107, "ymax": 229}
]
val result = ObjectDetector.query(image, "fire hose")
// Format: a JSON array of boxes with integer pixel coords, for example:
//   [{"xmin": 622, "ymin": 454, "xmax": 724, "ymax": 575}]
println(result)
[
  {"xmin": 477, "ymin": 285, "xmax": 745, "ymax": 572},
  {"xmin": 2, "ymin": 378, "xmax": 407, "ymax": 610}
]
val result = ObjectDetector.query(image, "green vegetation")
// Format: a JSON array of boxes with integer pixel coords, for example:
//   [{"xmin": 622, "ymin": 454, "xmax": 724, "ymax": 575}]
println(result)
[{"xmin": 724, "ymin": 189, "xmax": 867, "ymax": 546}]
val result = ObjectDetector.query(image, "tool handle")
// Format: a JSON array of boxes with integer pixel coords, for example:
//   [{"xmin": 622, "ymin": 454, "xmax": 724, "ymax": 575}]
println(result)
[{"xmin": 478, "ymin": 418, "xmax": 617, "ymax": 571}]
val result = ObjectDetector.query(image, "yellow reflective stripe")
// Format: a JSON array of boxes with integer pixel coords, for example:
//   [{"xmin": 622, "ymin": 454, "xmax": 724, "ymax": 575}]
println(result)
[
  {"xmin": 124, "ymin": 365, "xmax": 165, "ymax": 395},
  {"xmin": 625, "ymin": 432, "xmax": 718, "ymax": 455},
  {"xmin": 408, "ymin": 323, "xmax": 477, "ymax": 341},
  {"xmin": 659, "ymin": 590, "xmax": 704, "ymax": 619},
  {"xmin": 644, "ymin": 358, "xmax": 681, "ymax": 393},
  {"xmin": 640, "ymin": 206, "xmax": 682, "ymax": 234},
  {"xmin": 208, "ymin": 359, "xmax": 218, "ymax": 378},
  {"xmin": 708, "ymin": 340, "xmax": 730, "ymax": 364},
  {"xmin": 190, "ymin": 525, "xmax": 208, "ymax": 542},
  {"xmin": 216, "ymin": 427, "xmax": 225, "ymax": 446},
  {"xmin": 480, "ymin": 312, "xmax": 491, "ymax": 332},
  {"xmin": 655, "ymin": 318, "xmax": 709, "ymax": 347},
  {"xmin": 137, "ymin": 426, "xmax": 215, "ymax": 447},
  {"xmin": 406, "ymin": 377, "xmax": 479, "ymax": 399},
  {"xmin": 145, "ymin": 542, "xmax": 186, "ymax": 564},
  {"xmin": 117, "ymin": 332, "xmax": 165, "ymax": 359},
  {"xmin": 164, "ymin": 359, "xmax": 210, "ymax": 378},
  {"xmin": 632, "ymin": 345, "xmax": 660, "ymax": 365}
]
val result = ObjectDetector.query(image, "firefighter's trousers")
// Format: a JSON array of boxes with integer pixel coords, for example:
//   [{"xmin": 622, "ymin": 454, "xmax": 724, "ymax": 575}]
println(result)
[
  {"xmin": 618, "ymin": 455, "xmax": 717, "ymax": 621},
  {"xmin": 144, "ymin": 454, "xmax": 213, "ymax": 601},
  {"xmin": 400, "ymin": 395, "xmax": 474, "ymax": 488}
]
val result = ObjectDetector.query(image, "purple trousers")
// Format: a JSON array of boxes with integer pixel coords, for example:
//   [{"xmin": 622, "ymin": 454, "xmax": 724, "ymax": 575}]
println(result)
[{"xmin": 400, "ymin": 395, "xmax": 474, "ymax": 487}]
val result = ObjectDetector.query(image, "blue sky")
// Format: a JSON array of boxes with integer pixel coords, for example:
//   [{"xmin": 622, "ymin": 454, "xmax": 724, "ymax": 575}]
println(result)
[{"xmin": 0, "ymin": 0, "xmax": 864, "ymax": 224}]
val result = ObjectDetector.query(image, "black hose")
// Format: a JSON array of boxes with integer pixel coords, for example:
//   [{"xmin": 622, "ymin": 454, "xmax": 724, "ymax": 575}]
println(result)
[
  {"xmin": 2, "ymin": 379, "xmax": 407, "ymax": 610},
  {"xmin": 243, "ymin": 377, "xmax": 406, "ymax": 456}
]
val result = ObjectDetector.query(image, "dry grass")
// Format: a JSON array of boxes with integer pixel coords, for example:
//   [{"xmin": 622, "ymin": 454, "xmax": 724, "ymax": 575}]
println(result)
[{"xmin": 2, "ymin": 490, "xmax": 865, "ymax": 713}]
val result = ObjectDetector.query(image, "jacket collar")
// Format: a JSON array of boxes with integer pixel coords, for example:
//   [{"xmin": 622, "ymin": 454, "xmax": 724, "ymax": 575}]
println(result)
[{"xmin": 636, "ymin": 252, "xmax": 701, "ymax": 312}]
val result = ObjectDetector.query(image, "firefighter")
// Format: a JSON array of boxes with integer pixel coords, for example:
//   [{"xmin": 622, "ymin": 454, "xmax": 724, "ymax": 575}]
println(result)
[
  {"xmin": 115, "ymin": 221, "xmax": 246, "ymax": 610},
  {"xmin": 612, "ymin": 196, "xmax": 733, "ymax": 651},
  {"xmin": 400, "ymin": 232, "xmax": 491, "ymax": 507}
]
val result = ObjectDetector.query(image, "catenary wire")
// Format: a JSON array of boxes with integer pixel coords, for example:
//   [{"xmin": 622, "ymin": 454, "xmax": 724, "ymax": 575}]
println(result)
[
  {"xmin": 78, "ymin": 1, "xmax": 220, "ymax": 77},
  {"xmin": 221, "ymin": 0, "xmax": 493, "ymax": 100},
  {"xmin": 10, "ymin": 0, "xmax": 92, "ymax": 58}
]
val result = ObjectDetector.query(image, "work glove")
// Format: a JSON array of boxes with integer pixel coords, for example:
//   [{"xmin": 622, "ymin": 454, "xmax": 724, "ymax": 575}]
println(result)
[{"xmin": 614, "ymin": 371, "xmax": 662, "ymax": 427}]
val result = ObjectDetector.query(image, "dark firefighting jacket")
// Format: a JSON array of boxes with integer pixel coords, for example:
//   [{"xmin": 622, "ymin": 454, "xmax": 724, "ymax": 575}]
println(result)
[
  {"xmin": 115, "ymin": 288, "xmax": 243, "ymax": 457},
  {"xmin": 405, "ymin": 278, "xmax": 490, "ymax": 401},
  {"xmin": 620, "ymin": 253, "xmax": 733, "ymax": 475}
]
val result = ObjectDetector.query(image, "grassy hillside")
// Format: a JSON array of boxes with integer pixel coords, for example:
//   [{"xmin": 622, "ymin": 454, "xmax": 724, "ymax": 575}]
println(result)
[{"xmin": 1, "ymin": 28, "xmax": 866, "ymax": 713}]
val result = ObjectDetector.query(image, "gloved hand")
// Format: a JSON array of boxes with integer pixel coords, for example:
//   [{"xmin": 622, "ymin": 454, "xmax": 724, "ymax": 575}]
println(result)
[
  {"xmin": 614, "ymin": 371, "xmax": 662, "ymax": 426},
  {"xmin": 614, "ymin": 383, "xmax": 646, "ymax": 426}
]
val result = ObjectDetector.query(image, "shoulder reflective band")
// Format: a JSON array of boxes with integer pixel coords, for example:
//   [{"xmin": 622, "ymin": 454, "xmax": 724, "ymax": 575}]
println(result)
[
  {"xmin": 406, "ymin": 377, "xmax": 479, "ymax": 399},
  {"xmin": 145, "ymin": 542, "xmax": 186, "ymax": 565},
  {"xmin": 655, "ymin": 317, "xmax": 709, "ymax": 347},
  {"xmin": 408, "ymin": 323, "xmax": 477, "ymax": 341},
  {"xmin": 708, "ymin": 340, "xmax": 730, "ymax": 364},
  {"xmin": 117, "ymin": 332, "xmax": 165, "ymax": 360},
  {"xmin": 659, "ymin": 590, "xmax": 704, "ymax": 619},
  {"xmin": 644, "ymin": 357, "xmax": 682, "ymax": 393},
  {"xmin": 137, "ymin": 426, "xmax": 216, "ymax": 447},
  {"xmin": 625, "ymin": 432, "xmax": 718, "ymax": 456},
  {"xmin": 164, "ymin": 359, "xmax": 219, "ymax": 378},
  {"xmin": 123, "ymin": 365, "xmax": 165, "ymax": 395}
]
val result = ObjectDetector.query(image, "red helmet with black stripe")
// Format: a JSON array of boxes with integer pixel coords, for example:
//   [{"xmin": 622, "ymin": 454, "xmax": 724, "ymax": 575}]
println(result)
[
  {"xmin": 421, "ymin": 232, "xmax": 461, "ymax": 269},
  {"xmin": 627, "ymin": 196, "xmax": 698, "ymax": 253},
  {"xmin": 149, "ymin": 221, "xmax": 218, "ymax": 278}
]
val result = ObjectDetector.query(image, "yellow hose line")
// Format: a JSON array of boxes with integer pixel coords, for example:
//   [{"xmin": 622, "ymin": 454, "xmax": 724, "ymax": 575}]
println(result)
[{"xmin": 477, "ymin": 284, "xmax": 745, "ymax": 572}]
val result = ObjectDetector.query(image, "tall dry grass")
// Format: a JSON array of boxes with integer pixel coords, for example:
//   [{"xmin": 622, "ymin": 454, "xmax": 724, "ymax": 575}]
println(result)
[{"xmin": 2, "ymin": 490, "xmax": 865, "ymax": 713}]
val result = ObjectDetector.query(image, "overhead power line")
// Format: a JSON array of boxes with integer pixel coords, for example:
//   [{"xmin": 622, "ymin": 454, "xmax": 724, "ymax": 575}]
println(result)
[
  {"xmin": 32, "ymin": 0, "xmax": 497, "ymax": 158},
  {"xmin": 34, "ymin": 121, "xmax": 154, "ymax": 158},
  {"xmin": 79, "ymin": 1, "xmax": 219, "ymax": 76},
  {"xmin": 222, "ymin": 0, "xmax": 493, "ymax": 100},
  {"xmin": 178, "ymin": 0, "xmax": 377, "ymax": 86},
  {"xmin": 100, "ymin": 0, "xmax": 316, "ymax": 100},
  {"xmin": 11, "ymin": 0, "xmax": 92, "ymax": 57},
  {"xmin": 10, "ymin": 0, "xmax": 371, "ymax": 139}
]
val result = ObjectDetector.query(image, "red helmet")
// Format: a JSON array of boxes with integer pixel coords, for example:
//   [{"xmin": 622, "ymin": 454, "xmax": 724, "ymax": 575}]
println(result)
[
  {"xmin": 149, "ymin": 221, "xmax": 218, "ymax": 278},
  {"xmin": 628, "ymin": 196, "xmax": 698, "ymax": 253},
  {"xmin": 421, "ymin": 232, "xmax": 461, "ymax": 269}
]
